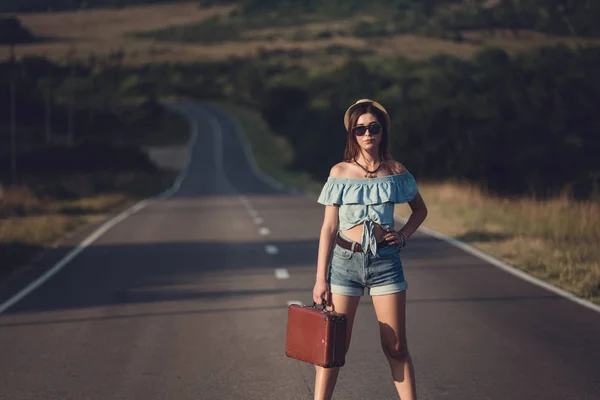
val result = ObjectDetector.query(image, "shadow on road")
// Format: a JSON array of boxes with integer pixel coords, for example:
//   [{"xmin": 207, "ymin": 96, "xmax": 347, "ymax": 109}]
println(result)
[
  {"xmin": 0, "ymin": 237, "xmax": 321, "ymax": 314},
  {"xmin": 0, "ymin": 231, "xmax": 565, "ymax": 319}
]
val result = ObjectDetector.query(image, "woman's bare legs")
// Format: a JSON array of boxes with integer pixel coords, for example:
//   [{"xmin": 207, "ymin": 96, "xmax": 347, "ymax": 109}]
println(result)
[
  {"xmin": 372, "ymin": 291, "xmax": 417, "ymax": 399},
  {"xmin": 314, "ymin": 293, "xmax": 361, "ymax": 400}
]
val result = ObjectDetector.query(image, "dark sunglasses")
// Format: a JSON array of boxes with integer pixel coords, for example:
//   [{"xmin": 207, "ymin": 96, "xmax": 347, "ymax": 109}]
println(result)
[{"xmin": 352, "ymin": 122, "xmax": 382, "ymax": 136}]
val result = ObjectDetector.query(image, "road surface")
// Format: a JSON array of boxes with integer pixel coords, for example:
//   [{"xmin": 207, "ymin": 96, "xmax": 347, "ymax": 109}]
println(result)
[{"xmin": 0, "ymin": 103, "xmax": 599, "ymax": 400}]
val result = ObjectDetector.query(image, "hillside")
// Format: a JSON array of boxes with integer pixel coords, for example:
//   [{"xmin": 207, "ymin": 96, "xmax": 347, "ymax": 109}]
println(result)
[
  {"xmin": 3, "ymin": 1, "xmax": 600, "ymax": 40},
  {"xmin": 1, "ymin": 0, "xmax": 599, "ymax": 303},
  {"xmin": 2, "ymin": 1, "xmax": 600, "ymax": 68},
  {"xmin": 0, "ymin": 0, "xmax": 214, "ymax": 13}
]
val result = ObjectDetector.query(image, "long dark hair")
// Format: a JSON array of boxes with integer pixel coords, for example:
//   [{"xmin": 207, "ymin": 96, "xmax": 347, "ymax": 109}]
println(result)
[{"xmin": 343, "ymin": 102, "xmax": 394, "ymax": 173}]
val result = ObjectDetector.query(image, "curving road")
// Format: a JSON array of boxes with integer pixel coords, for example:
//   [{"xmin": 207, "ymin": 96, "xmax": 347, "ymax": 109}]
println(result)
[{"xmin": 0, "ymin": 103, "xmax": 599, "ymax": 400}]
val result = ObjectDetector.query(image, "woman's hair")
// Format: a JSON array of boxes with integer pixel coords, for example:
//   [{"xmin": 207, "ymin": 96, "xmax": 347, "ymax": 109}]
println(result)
[{"xmin": 343, "ymin": 102, "xmax": 394, "ymax": 173}]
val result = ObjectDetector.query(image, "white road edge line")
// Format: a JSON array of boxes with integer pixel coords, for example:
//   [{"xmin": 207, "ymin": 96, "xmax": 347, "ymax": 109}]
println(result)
[
  {"xmin": 204, "ymin": 109, "xmax": 261, "ymax": 220},
  {"xmin": 393, "ymin": 216, "xmax": 600, "ymax": 314},
  {"xmin": 206, "ymin": 109, "xmax": 243, "ymax": 198},
  {"xmin": 11, "ymin": 101, "xmax": 592, "ymax": 318},
  {"xmin": 224, "ymin": 103, "xmax": 600, "ymax": 314},
  {"xmin": 226, "ymin": 110, "xmax": 286, "ymax": 192},
  {"xmin": 0, "ymin": 104, "xmax": 198, "ymax": 315},
  {"xmin": 228, "ymin": 104, "xmax": 600, "ymax": 315},
  {"xmin": 275, "ymin": 268, "xmax": 290, "ymax": 279},
  {"xmin": 239, "ymin": 196, "xmax": 251, "ymax": 209}
]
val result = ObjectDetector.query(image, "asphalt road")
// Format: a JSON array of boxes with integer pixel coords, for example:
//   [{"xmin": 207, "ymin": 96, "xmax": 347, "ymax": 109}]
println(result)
[{"xmin": 0, "ymin": 103, "xmax": 599, "ymax": 400}]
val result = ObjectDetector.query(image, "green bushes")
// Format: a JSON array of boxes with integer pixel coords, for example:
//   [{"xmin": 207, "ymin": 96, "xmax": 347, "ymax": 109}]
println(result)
[
  {"xmin": 143, "ymin": 43, "xmax": 597, "ymax": 200},
  {"xmin": 3, "ymin": 0, "xmax": 599, "ymax": 202},
  {"xmin": 0, "ymin": 142, "xmax": 158, "ymax": 176},
  {"xmin": 252, "ymin": 45, "xmax": 600, "ymax": 199}
]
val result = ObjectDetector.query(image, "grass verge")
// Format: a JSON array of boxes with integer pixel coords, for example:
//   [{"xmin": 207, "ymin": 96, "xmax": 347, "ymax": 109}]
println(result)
[
  {"xmin": 219, "ymin": 102, "xmax": 600, "ymax": 306},
  {"xmin": 395, "ymin": 182, "xmax": 600, "ymax": 305},
  {"xmin": 206, "ymin": 101, "xmax": 324, "ymax": 195}
]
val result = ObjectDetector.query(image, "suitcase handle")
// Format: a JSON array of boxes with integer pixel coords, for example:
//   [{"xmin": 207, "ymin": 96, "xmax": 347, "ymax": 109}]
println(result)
[
  {"xmin": 312, "ymin": 298, "xmax": 336, "ymax": 313},
  {"xmin": 312, "ymin": 301, "xmax": 325, "ymax": 310}
]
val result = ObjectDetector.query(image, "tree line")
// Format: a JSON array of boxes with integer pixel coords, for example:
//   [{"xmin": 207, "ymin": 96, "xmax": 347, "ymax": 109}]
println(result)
[
  {"xmin": 229, "ymin": 0, "xmax": 600, "ymax": 39},
  {"xmin": 137, "ymin": 44, "xmax": 598, "ymax": 200},
  {"xmin": 0, "ymin": 51, "xmax": 173, "ymax": 187},
  {"xmin": 3, "ymin": 42, "xmax": 599, "ymax": 199},
  {"xmin": 444, "ymin": 0, "xmax": 600, "ymax": 39},
  {"xmin": 256, "ymin": 45, "xmax": 600, "ymax": 199},
  {"xmin": 2, "ymin": 0, "xmax": 600, "ymax": 199}
]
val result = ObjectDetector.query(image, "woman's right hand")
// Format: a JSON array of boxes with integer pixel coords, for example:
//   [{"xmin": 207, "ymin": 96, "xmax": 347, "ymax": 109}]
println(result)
[{"xmin": 313, "ymin": 279, "xmax": 330, "ymax": 306}]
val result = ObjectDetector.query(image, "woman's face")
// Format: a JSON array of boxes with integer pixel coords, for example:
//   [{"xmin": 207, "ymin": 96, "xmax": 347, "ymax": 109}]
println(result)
[{"xmin": 353, "ymin": 113, "xmax": 382, "ymax": 153}]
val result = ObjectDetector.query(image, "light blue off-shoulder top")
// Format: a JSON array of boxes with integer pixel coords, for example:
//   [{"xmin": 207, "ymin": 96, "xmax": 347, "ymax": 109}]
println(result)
[{"xmin": 317, "ymin": 172, "xmax": 419, "ymax": 255}]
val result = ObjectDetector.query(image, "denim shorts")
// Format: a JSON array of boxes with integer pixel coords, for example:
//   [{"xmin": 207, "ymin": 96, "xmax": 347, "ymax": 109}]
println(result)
[{"xmin": 328, "ymin": 232, "xmax": 408, "ymax": 296}]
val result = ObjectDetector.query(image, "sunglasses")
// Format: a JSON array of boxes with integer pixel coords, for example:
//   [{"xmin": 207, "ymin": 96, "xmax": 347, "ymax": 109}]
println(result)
[{"xmin": 352, "ymin": 122, "xmax": 382, "ymax": 136}]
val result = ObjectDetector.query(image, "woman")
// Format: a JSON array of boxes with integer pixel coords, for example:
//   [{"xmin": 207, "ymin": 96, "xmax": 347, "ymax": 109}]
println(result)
[{"xmin": 313, "ymin": 99, "xmax": 428, "ymax": 400}]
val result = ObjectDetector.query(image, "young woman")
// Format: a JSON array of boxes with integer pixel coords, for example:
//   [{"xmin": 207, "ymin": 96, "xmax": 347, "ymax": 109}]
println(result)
[{"xmin": 313, "ymin": 99, "xmax": 428, "ymax": 400}]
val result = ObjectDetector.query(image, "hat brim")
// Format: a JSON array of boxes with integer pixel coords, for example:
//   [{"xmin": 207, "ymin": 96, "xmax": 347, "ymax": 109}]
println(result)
[{"xmin": 343, "ymin": 99, "xmax": 391, "ymax": 132}]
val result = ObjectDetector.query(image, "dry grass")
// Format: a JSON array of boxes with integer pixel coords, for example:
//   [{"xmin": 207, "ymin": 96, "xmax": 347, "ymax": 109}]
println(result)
[
  {"xmin": 0, "ymin": 2, "xmax": 233, "ymax": 64},
  {"xmin": 374, "ymin": 34, "xmax": 480, "ymax": 60},
  {"xmin": 16, "ymin": 2, "xmax": 233, "ymax": 39},
  {"xmin": 395, "ymin": 181, "xmax": 600, "ymax": 304},
  {"xmin": 3, "ymin": 3, "xmax": 600, "ymax": 66},
  {"xmin": 0, "ymin": 183, "xmax": 133, "ymax": 280},
  {"xmin": 460, "ymin": 29, "xmax": 600, "ymax": 52},
  {"xmin": 374, "ymin": 30, "xmax": 600, "ymax": 61},
  {"xmin": 221, "ymin": 101, "xmax": 600, "ymax": 305},
  {"xmin": 0, "ymin": 106, "xmax": 189, "ymax": 282},
  {"xmin": 240, "ymin": 17, "xmax": 369, "ymax": 41},
  {"xmin": 0, "ymin": 169, "xmax": 181, "ymax": 282},
  {"xmin": 0, "ymin": 25, "xmax": 369, "ymax": 66},
  {"xmin": 1, "ymin": 188, "xmax": 127, "ymax": 246}
]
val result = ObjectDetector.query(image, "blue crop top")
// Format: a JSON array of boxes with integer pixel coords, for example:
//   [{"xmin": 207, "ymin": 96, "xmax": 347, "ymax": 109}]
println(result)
[{"xmin": 317, "ymin": 172, "xmax": 419, "ymax": 255}]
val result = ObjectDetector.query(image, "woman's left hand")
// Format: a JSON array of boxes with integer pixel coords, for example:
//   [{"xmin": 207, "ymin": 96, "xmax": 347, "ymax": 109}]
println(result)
[{"xmin": 384, "ymin": 227, "xmax": 404, "ymax": 247}]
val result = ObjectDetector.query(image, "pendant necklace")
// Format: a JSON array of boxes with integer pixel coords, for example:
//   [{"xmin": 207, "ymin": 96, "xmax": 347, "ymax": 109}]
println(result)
[{"xmin": 354, "ymin": 157, "xmax": 382, "ymax": 178}]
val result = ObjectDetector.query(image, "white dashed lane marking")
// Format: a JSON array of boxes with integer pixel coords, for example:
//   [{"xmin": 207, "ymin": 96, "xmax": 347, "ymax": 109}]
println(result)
[
  {"xmin": 265, "ymin": 245, "xmax": 279, "ymax": 255},
  {"xmin": 254, "ymin": 217, "xmax": 265, "ymax": 225},
  {"xmin": 259, "ymin": 227, "xmax": 270, "ymax": 236},
  {"xmin": 275, "ymin": 268, "xmax": 290, "ymax": 279}
]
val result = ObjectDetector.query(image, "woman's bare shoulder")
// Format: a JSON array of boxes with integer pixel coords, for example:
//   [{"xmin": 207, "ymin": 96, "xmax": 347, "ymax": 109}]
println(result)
[
  {"xmin": 388, "ymin": 160, "xmax": 408, "ymax": 174},
  {"xmin": 329, "ymin": 162, "xmax": 352, "ymax": 178}
]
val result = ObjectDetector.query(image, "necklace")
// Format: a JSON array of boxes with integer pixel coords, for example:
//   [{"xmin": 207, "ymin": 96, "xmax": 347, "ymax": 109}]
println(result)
[{"xmin": 354, "ymin": 157, "xmax": 382, "ymax": 178}]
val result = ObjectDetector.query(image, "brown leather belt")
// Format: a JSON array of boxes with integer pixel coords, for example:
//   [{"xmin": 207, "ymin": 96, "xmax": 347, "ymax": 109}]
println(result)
[{"xmin": 335, "ymin": 232, "xmax": 389, "ymax": 253}]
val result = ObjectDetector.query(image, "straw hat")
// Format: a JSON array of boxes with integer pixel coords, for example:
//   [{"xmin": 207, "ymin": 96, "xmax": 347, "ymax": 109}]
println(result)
[{"xmin": 343, "ymin": 99, "xmax": 391, "ymax": 132}]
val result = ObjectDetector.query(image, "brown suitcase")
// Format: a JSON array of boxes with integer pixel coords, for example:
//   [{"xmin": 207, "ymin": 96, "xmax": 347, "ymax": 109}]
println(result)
[{"xmin": 285, "ymin": 302, "xmax": 347, "ymax": 368}]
